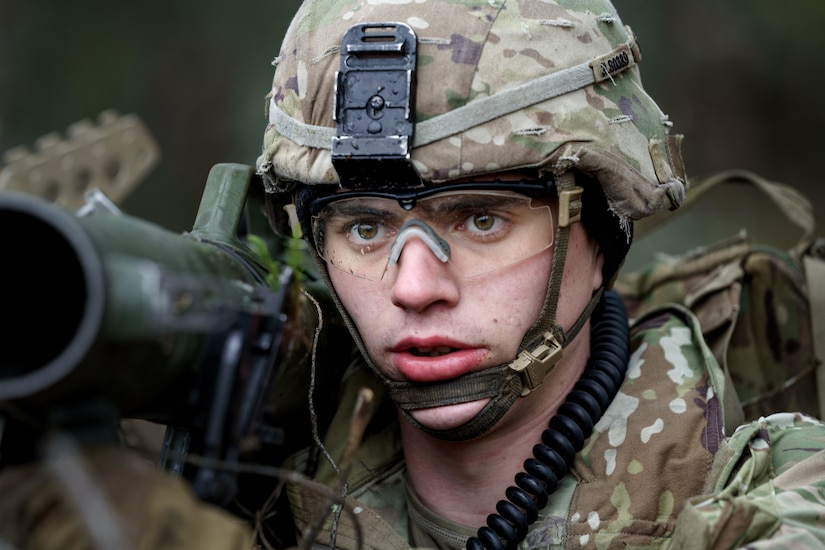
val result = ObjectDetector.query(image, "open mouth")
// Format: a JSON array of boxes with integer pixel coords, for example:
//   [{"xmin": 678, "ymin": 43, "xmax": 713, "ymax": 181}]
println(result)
[{"xmin": 409, "ymin": 346, "xmax": 456, "ymax": 357}]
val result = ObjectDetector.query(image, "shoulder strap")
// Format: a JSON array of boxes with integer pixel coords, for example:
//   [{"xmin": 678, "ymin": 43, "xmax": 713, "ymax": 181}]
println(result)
[
  {"xmin": 634, "ymin": 168, "xmax": 816, "ymax": 261},
  {"xmin": 804, "ymin": 255, "xmax": 825, "ymax": 418}
]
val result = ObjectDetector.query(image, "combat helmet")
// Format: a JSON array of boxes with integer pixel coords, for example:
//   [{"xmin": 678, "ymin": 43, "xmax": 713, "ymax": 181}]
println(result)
[{"xmin": 257, "ymin": 0, "xmax": 686, "ymax": 441}]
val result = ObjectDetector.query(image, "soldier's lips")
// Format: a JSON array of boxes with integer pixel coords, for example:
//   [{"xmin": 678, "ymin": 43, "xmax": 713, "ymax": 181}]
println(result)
[{"xmin": 390, "ymin": 338, "xmax": 487, "ymax": 383}]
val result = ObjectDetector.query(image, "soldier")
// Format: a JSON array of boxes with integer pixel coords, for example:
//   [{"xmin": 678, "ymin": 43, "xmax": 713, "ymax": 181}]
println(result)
[
  {"xmin": 254, "ymin": 0, "xmax": 825, "ymax": 548},
  {"xmin": 3, "ymin": 0, "xmax": 825, "ymax": 549}
]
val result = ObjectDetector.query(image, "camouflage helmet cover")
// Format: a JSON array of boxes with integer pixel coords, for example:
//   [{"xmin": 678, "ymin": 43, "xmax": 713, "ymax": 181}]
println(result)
[{"xmin": 257, "ymin": 0, "xmax": 686, "ymax": 226}]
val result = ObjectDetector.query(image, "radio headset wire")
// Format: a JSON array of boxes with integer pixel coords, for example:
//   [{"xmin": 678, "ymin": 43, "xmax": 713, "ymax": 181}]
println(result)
[{"xmin": 466, "ymin": 290, "xmax": 630, "ymax": 550}]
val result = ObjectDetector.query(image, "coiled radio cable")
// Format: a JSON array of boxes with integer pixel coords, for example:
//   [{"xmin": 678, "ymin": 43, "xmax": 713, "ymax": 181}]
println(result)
[{"xmin": 466, "ymin": 290, "xmax": 630, "ymax": 550}]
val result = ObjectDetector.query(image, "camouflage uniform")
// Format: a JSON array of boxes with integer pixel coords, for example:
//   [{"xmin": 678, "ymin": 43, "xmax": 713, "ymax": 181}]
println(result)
[{"xmin": 283, "ymin": 304, "xmax": 825, "ymax": 549}]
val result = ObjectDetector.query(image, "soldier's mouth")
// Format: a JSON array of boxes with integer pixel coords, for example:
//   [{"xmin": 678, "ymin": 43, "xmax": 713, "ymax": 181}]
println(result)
[{"xmin": 409, "ymin": 346, "xmax": 455, "ymax": 357}]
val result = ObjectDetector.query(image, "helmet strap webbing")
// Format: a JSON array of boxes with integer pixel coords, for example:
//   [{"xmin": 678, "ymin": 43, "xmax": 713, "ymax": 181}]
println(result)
[
  {"xmin": 522, "ymin": 170, "xmax": 581, "ymax": 348},
  {"xmin": 396, "ymin": 374, "xmax": 523, "ymax": 441},
  {"xmin": 394, "ymin": 286, "xmax": 604, "ymax": 442},
  {"xmin": 500, "ymin": 169, "xmax": 604, "ymax": 397},
  {"xmin": 387, "ymin": 365, "xmax": 513, "ymax": 408}
]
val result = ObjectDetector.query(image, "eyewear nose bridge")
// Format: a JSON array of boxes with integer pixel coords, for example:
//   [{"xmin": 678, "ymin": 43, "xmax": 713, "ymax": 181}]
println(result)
[{"xmin": 388, "ymin": 219, "xmax": 452, "ymax": 265}]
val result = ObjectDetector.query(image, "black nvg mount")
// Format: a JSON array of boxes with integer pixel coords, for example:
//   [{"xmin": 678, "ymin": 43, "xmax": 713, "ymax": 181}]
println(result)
[{"xmin": 331, "ymin": 22, "xmax": 420, "ymax": 190}]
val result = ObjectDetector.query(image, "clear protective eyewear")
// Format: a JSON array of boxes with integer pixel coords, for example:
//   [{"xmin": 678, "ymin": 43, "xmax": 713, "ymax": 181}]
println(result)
[{"xmin": 311, "ymin": 190, "xmax": 555, "ymax": 281}]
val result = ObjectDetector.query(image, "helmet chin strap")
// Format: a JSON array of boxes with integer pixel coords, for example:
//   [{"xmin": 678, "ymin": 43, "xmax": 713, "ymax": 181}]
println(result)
[
  {"xmin": 385, "ymin": 172, "xmax": 604, "ymax": 441},
  {"xmin": 386, "ymin": 288, "xmax": 603, "ymax": 441}
]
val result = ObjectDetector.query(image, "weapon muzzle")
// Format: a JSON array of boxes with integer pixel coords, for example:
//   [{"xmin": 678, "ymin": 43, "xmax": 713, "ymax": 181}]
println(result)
[
  {"xmin": 0, "ymin": 188, "xmax": 263, "ymax": 420},
  {"xmin": 1, "ymin": 191, "xmax": 105, "ymax": 405}
]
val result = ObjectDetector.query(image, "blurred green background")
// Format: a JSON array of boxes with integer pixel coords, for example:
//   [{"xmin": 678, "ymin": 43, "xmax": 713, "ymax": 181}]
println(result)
[{"xmin": 1, "ymin": 1, "xmax": 823, "ymax": 271}]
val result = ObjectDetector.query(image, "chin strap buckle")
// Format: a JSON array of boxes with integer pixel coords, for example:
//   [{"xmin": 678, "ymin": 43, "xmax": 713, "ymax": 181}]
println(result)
[{"xmin": 510, "ymin": 332, "xmax": 564, "ymax": 396}]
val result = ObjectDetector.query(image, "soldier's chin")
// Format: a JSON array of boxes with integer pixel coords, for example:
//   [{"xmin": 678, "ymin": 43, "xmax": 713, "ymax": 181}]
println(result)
[{"xmin": 408, "ymin": 399, "xmax": 490, "ymax": 431}]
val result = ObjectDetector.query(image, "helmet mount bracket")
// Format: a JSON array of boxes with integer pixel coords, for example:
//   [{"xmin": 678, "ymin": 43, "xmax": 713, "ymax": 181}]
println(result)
[{"xmin": 331, "ymin": 22, "xmax": 421, "ymax": 190}]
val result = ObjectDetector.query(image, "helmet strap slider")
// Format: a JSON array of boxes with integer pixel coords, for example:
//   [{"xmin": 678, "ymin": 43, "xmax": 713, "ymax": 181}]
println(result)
[{"xmin": 559, "ymin": 185, "xmax": 584, "ymax": 227}]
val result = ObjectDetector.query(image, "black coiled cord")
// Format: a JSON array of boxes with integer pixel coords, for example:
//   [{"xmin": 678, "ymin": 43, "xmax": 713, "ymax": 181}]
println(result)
[{"xmin": 466, "ymin": 290, "xmax": 630, "ymax": 550}]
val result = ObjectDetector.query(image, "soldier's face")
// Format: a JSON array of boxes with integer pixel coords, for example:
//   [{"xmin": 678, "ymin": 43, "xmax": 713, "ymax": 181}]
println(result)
[{"xmin": 327, "ymin": 193, "xmax": 604, "ymax": 433}]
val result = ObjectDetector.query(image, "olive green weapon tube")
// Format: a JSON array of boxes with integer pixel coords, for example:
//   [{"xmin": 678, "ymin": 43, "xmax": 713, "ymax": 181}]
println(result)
[{"xmin": 0, "ymin": 164, "xmax": 273, "ymax": 423}]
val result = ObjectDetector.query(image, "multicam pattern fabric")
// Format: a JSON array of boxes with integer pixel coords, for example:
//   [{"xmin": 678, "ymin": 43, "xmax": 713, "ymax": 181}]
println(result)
[
  {"xmin": 0, "ymin": 447, "xmax": 255, "ymax": 550},
  {"xmin": 283, "ymin": 305, "xmax": 825, "ymax": 548},
  {"xmin": 616, "ymin": 234, "xmax": 820, "ymax": 423},
  {"xmin": 557, "ymin": 305, "xmax": 731, "ymax": 548},
  {"xmin": 672, "ymin": 413, "xmax": 825, "ymax": 549},
  {"xmin": 257, "ymin": 0, "xmax": 686, "ymax": 225}
]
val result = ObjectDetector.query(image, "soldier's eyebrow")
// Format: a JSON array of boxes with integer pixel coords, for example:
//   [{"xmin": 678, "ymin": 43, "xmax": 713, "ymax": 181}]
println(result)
[
  {"xmin": 428, "ymin": 194, "xmax": 525, "ymax": 218},
  {"xmin": 322, "ymin": 200, "xmax": 405, "ymax": 227}
]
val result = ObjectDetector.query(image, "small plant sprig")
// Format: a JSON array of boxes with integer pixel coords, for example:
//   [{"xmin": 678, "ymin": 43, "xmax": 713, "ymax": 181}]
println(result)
[
  {"xmin": 284, "ymin": 220, "xmax": 306, "ymax": 284},
  {"xmin": 246, "ymin": 228, "xmax": 305, "ymax": 291}
]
